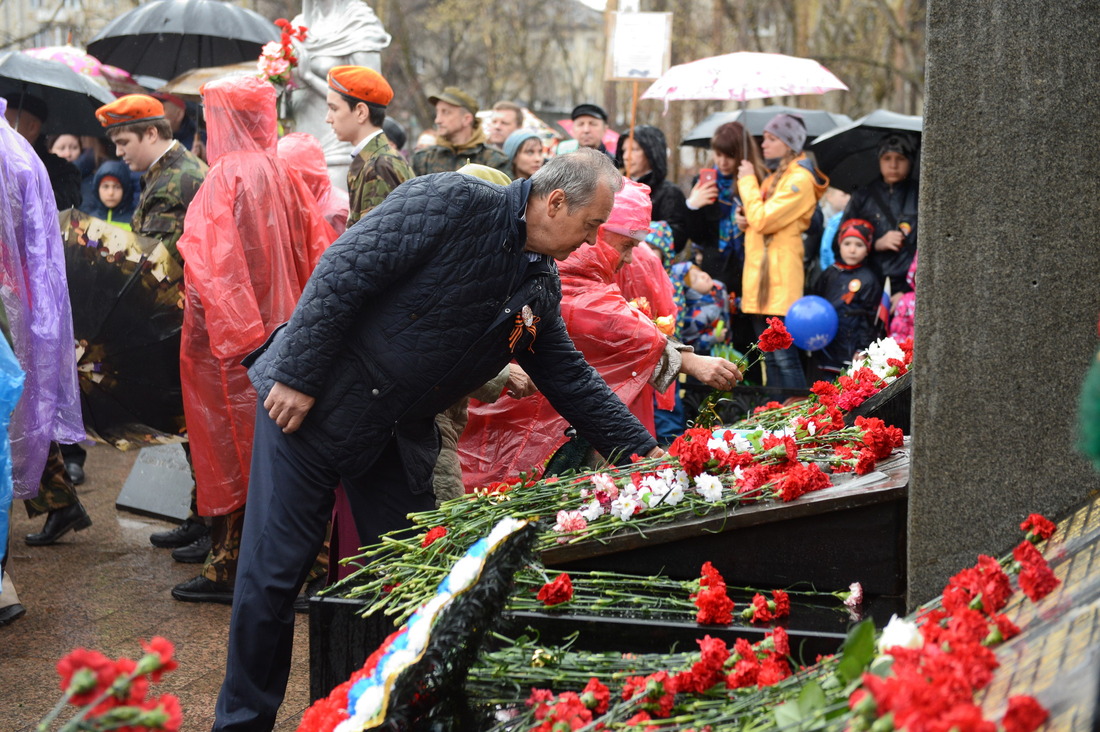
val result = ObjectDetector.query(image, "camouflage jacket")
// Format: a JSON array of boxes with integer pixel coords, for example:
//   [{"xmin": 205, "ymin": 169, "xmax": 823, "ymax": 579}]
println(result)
[
  {"xmin": 132, "ymin": 142, "xmax": 207, "ymax": 264},
  {"xmin": 411, "ymin": 139, "xmax": 510, "ymax": 177},
  {"xmin": 347, "ymin": 132, "xmax": 414, "ymax": 226}
]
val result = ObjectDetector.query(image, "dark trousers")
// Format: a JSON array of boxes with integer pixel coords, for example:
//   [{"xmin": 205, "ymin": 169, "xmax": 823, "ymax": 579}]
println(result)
[{"xmin": 213, "ymin": 406, "xmax": 436, "ymax": 731}]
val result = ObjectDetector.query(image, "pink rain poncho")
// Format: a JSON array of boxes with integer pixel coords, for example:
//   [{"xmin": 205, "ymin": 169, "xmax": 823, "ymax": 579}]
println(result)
[
  {"xmin": 177, "ymin": 77, "xmax": 336, "ymax": 516},
  {"xmin": 0, "ymin": 96, "xmax": 83, "ymax": 498},
  {"xmin": 459, "ymin": 180, "xmax": 667, "ymax": 489},
  {"xmin": 276, "ymin": 132, "xmax": 349, "ymax": 238}
]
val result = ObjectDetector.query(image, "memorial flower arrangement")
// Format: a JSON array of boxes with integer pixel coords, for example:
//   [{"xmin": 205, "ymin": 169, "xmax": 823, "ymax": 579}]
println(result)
[
  {"xmin": 330, "ymin": 336, "xmax": 912, "ymax": 628},
  {"xmin": 38, "ymin": 637, "xmax": 181, "ymax": 731},
  {"xmin": 461, "ymin": 513, "xmax": 1057, "ymax": 731},
  {"xmin": 256, "ymin": 18, "xmax": 308, "ymax": 87}
]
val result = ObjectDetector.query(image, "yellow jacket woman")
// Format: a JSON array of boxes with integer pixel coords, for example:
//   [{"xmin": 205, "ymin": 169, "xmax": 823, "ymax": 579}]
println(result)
[
  {"xmin": 738, "ymin": 151, "xmax": 828, "ymax": 316},
  {"xmin": 735, "ymin": 113, "xmax": 828, "ymax": 390}
]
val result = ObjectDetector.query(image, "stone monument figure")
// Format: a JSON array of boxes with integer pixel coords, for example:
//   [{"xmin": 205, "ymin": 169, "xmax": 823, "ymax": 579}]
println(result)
[{"xmin": 290, "ymin": 0, "xmax": 391, "ymax": 191}]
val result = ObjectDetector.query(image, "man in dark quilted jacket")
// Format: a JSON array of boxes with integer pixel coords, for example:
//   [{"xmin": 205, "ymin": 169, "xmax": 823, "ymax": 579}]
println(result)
[{"xmin": 213, "ymin": 148, "xmax": 688, "ymax": 730}]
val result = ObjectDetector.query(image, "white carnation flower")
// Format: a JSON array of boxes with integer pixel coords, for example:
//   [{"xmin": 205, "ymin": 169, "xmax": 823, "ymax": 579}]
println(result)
[
  {"xmin": 664, "ymin": 483, "xmax": 685, "ymax": 505},
  {"xmin": 877, "ymin": 614, "xmax": 923, "ymax": 653},
  {"xmin": 590, "ymin": 472, "xmax": 616, "ymax": 493},
  {"xmin": 611, "ymin": 495, "xmax": 641, "ymax": 520},
  {"xmin": 694, "ymin": 473, "xmax": 724, "ymax": 502},
  {"xmin": 580, "ymin": 498, "xmax": 604, "ymax": 521}
]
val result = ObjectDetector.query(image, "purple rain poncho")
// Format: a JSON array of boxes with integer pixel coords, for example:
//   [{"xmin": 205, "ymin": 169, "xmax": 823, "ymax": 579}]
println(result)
[{"xmin": 0, "ymin": 96, "xmax": 83, "ymax": 498}]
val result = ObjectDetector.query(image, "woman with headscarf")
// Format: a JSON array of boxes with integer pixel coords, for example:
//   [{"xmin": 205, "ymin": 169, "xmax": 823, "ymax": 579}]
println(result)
[
  {"xmin": 736, "ymin": 113, "xmax": 828, "ymax": 391},
  {"xmin": 838, "ymin": 133, "xmax": 919, "ymax": 296},
  {"xmin": 615, "ymin": 124, "xmax": 690, "ymax": 253},
  {"xmin": 502, "ymin": 129, "xmax": 543, "ymax": 180}
]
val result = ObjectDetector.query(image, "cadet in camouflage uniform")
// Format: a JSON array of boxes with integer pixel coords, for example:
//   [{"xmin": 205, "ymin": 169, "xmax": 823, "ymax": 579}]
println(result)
[
  {"xmin": 97, "ymin": 95, "xmax": 210, "ymax": 555},
  {"xmin": 325, "ymin": 65, "xmax": 413, "ymax": 226},
  {"xmin": 411, "ymin": 87, "xmax": 510, "ymax": 176}
]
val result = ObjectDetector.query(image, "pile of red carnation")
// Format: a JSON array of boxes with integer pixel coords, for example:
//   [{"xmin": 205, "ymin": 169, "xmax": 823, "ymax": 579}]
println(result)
[
  {"xmin": 525, "ymin": 629, "xmax": 791, "ymax": 728},
  {"xmin": 849, "ymin": 514, "xmax": 1057, "ymax": 732}
]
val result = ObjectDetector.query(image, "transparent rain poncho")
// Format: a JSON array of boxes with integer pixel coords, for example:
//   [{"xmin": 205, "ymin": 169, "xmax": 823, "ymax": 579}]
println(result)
[
  {"xmin": 176, "ymin": 77, "xmax": 336, "ymax": 515},
  {"xmin": 0, "ymin": 96, "xmax": 84, "ymax": 498}
]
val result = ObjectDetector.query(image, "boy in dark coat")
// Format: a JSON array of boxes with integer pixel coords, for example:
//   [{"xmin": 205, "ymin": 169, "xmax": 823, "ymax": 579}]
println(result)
[{"xmin": 811, "ymin": 218, "xmax": 885, "ymax": 380}]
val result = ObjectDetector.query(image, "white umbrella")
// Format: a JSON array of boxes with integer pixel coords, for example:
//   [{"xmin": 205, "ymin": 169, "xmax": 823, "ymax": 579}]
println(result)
[{"xmin": 642, "ymin": 51, "xmax": 847, "ymax": 109}]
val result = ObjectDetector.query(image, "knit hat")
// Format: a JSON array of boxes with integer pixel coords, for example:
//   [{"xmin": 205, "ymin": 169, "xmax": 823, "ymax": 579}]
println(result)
[
  {"xmin": 96, "ymin": 94, "xmax": 165, "ymax": 129},
  {"xmin": 328, "ymin": 66, "xmax": 393, "ymax": 107},
  {"xmin": 838, "ymin": 218, "xmax": 874, "ymax": 247},
  {"xmin": 877, "ymin": 133, "xmax": 916, "ymax": 161},
  {"xmin": 503, "ymin": 129, "xmax": 540, "ymax": 164},
  {"xmin": 428, "ymin": 86, "xmax": 479, "ymax": 117},
  {"xmin": 762, "ymin": 113, "xmax": 807, "ymax": 154}
]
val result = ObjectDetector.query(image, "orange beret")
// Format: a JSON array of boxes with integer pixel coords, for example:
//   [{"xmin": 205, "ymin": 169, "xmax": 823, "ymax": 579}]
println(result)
[
  {"xmin": 96, "ymin": 94, "xmax": 166, "ymax": 129},
  {"xmin": 327, "ymin": 66, "xmax": 393, "ymax": 107}
]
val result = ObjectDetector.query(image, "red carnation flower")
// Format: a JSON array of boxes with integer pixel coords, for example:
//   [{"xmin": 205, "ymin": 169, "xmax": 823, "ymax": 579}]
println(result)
[
  {"xmin": 757, "ymin": 316, "xmax": 794, "ymax": 352},
  {"xmin": 772, "ymin": 589, "xmax": 791, "ymax": 618},
  {"xmin": 769, "ymin": 627, "xmax": 790, "ymax": 657},
  {"xmin": 420, "ymin": 526, "xmax": 448, "ymax": 547},
  {"xmin": 580, "ymin": 677, "xmax": 610, "ymax": 714},
  {"xmin": 1020, "ymin": 513, "xmax": 1056, "ymax": 541},
  {"xmin": 748, "ymin": 593, "xmax": 774, "ymax": 623},
  {"xmin": 537, "ymin": 573, "xmax": 574, "ymax": 606},
  {"xmin": 1002, "ymin": 695, "xmax": 1049, "ymax": 732}
]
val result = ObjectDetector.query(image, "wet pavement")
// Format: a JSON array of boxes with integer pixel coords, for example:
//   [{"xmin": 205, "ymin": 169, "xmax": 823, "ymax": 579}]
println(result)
[{"xmin": 1, "ymin": 443, "xmax": 310, "ymax": 731}]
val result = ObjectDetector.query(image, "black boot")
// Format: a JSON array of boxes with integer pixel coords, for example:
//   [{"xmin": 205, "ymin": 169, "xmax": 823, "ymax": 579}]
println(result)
[
  {"xmin": 171, "ymin": 534, "xmax": 212, "ymax": 563},
  {"xmin": 25, "ymin": 502, "xmax": 92, "ymax": 546},
  {"xmin": 149, "ymin": 518, "xmax": 208, "ymax": 548}
]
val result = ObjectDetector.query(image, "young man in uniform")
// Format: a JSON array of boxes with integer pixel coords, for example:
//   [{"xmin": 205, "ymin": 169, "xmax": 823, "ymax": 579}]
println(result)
[
  {"xmin": 97, "ymin": 95, "xmax": 209, "ymax": 553},
  {"xmin": 325, "ymin": 66, "xmax": 413, "ymax": 226}
]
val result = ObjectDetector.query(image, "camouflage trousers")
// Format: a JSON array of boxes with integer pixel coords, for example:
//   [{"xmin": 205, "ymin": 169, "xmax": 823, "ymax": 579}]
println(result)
[
  {"xmin": 24, "ymin": 443, "xmax": 77, "ymax": 517},
  {"xmin": 201, "ymin": 507, "xmax": 330, "ymax": 586}
]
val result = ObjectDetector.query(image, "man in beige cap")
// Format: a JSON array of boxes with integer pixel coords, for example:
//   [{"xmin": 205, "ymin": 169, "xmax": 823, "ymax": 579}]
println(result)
[{"xmin": 411, "ymin": 86, "xmax": 508, "ymax": 175}]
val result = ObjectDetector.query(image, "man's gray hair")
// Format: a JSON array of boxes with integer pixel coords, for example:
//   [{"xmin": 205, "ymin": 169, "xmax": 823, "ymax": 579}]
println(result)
[{"xmin": 529, "ymin": 147, "xmax": 624, "ymax": 209}]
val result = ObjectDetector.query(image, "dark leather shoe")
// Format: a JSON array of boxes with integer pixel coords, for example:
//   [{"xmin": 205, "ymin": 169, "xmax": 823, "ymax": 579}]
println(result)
[
  {"xmin": 0, "ymin": 603, "xmax": 26, "ymax": 626},
  {"xmin": 25, "ymin": 502, "xmax": 92, "ymax": 546},
  {"xmin": 64, "ymin": 461, "xmax": 85, "ymax": 486},
  {"xmin": 171, "ymin": 534, "xmax": 212, "ymax": 564},
  {"xmin": 171, "ymin": 576, "xmax": 233, "ymax": 604},
  {"xmin": 150, "ymin": 518, "xmax": 208, "ymax": 548}
]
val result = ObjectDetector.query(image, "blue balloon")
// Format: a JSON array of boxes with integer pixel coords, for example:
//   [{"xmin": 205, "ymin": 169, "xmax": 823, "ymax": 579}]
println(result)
[{"xmin": 785, "ymin": 295, "xmax": 838, "ymax": 351}]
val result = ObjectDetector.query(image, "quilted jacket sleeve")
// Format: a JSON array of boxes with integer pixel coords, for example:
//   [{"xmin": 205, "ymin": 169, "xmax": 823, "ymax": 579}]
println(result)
[
  {"xmin": 262, "ymin": 175, "xmax": 473, "ymax": 396},
  {"xmin": 517, "ymin": 308, "xmax": 657, "ymax": 463}
]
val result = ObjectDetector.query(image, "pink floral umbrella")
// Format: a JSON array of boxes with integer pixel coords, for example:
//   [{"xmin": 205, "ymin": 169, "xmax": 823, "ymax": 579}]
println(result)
[
  {"xmin": 25, "ymin": 46, "xmax": 141, "ymax": 94},
  {"xmin": 641, "ymin": 51, "xmax": 847, "ymax": 108}
]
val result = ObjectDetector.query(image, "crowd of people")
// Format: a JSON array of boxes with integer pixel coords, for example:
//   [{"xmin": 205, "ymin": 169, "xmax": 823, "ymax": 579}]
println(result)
[{"xmin": 0, "ymin": 61, "xmax": 919, "ymax": 731}]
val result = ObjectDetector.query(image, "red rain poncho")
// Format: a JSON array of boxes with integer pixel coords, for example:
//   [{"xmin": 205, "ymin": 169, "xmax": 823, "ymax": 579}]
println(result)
[
  {"xmin": 276, "ymin": 132, "xmax": 349, "ymax": 238},
  {"xmin": 459, "ymin": 180, "xmax": 667, "ymax": 489},
  {"xmin": 177, "ymin": 77, "xmax": 336, "ymax": 515}
]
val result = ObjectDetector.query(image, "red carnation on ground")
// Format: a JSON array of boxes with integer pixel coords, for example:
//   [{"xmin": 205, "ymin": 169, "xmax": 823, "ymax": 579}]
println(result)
[
  {"xmin": 579, "ymin": 677, "xmax": 610, "ymax": 714},
  {"xmin": 757, "ymin": 316, "xmax": 794, "ymax": 352},
  {"xmin": 420, "ymin": 526, "xmax": 448, "ymax": 547},
  {"xmin": 537, "ymin": 573, "xmax": 574, "ymax": 606},
  {"xmin": 774, "ymin": 461, "xmax": 831, "ymax": 502},
  {"xmin": 772, "ymin": 589, "xmax": 791, "ymax": 618},
  {"xmin": 668, "ymin": 428, "xmax": 715, "ymax": 476},
  {"xmin": 747, "ymin": 593, "xmax": 774, "ymax": 623},
  {"xmin": 1013, "ymin": 540, "xmax": 1060, "ymax": 601},
  {"xmin": 1001, "ymin": 695, "xmax": 1049, "ymax": 732},
  {"xmin": 693, "ymin": 563, "xmax": 735, "ymax": 625},
  {"xmin": 1020, "ymin": 513, "xmax": 1056, "ymax": 541},
  {"xmin": 139, "ymin": 636, "xmax": 178, "ymax": 681}
]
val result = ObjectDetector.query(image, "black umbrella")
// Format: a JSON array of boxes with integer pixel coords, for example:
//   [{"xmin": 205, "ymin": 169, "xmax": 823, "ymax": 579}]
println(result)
[
  {"xmin": 682, "ymin": 106, "xmax": 852, "ymax": 148},
  {"xmin": 0, "ymin": 51, "xmax": 116, "ymax": 137},
  {"xmin": 87, "ymin": 0, "xmax": 280, "ymax": 80},
  {"xmin": 806, "ymin": 110, "xmax": 922, "ymax": 192},
  {"xmin": 60, "ymin": 209, "xmax": 187, "ymax": 448}
]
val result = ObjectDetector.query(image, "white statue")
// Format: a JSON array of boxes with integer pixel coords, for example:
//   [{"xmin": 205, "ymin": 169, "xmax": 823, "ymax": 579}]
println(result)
[{"xmin": 290, "ymin": 0, "xmax": 391, "ymax": 191}]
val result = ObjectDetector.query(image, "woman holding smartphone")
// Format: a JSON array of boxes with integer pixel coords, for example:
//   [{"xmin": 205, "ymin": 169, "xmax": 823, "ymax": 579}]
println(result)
[
  {"xmin": 735, "ymin": 113, "xmax": 829, "ymax": 391},
  {"xmin": 684, "ymin": 122, "xmax": 767, "ymax": 297}
]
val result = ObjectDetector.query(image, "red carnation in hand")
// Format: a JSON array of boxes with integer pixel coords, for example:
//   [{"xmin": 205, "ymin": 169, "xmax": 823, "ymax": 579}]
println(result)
[
  {"xmin": 537, "ymin": 573, "xmax": 574, "ymax": 606},
  {"xmin": 757, "ymin": 317, "xmax": 794, "ymax": 352},
  {"xmin": 1020, "ymin": 513, "xmax": 1056, "ymax": 541},
  {"xmin": 420, "ymin": 526, "xmax": 448, "ymax": 547}
]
